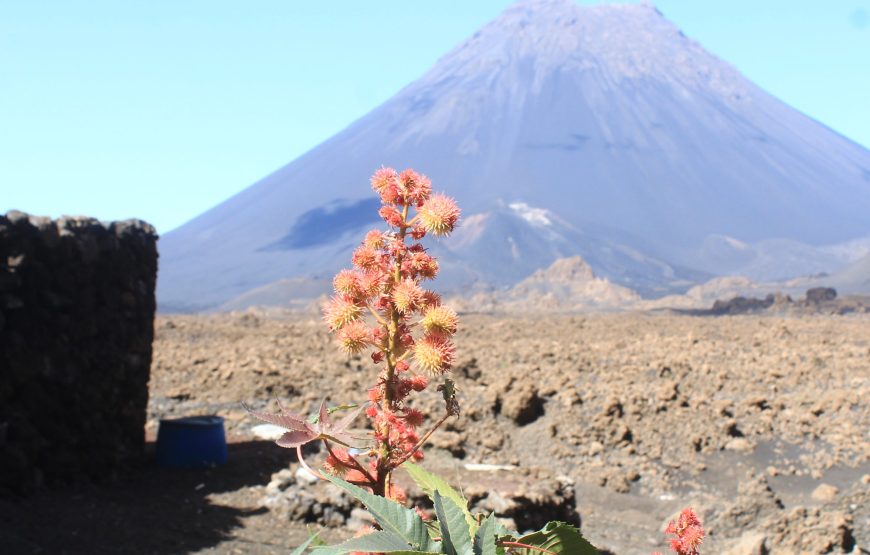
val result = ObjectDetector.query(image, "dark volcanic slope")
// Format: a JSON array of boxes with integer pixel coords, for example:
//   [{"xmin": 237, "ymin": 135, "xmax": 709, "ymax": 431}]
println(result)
[{"xmin": 158, "ymin": 0, "xmax": 870, "ymax": 311}]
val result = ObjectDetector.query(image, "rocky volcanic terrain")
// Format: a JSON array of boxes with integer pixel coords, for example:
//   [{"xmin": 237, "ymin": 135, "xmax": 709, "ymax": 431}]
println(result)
[{"xmin": 142, "ymin": 310, "xmax": 870, "ymax": 554}]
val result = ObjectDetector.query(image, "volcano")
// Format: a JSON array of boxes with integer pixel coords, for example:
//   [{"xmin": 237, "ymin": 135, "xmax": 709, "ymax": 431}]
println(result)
[{"xmin": 157, "ymin": 0, "xmax": 870, "ymax": 311}]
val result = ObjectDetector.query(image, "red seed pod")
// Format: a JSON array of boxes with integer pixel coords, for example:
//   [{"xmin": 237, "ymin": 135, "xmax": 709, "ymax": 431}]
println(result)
[
  {"xmin": 403, "ymin": 408, "xmax": 425, "ymax": 427},
  {"xmin": 378, "ymin": 206, "xmax": 404, "ymax": 227},
  {"xmin": 418, "ymin": 194, "xmax": 460, "ymax": 237},
  {"xmin": 409, "ymin": 375, "xmax": 428, "ymax": 391},
  {"xmin": 352, "ymin": 245, "xmax": 382, "ymax": 271}
]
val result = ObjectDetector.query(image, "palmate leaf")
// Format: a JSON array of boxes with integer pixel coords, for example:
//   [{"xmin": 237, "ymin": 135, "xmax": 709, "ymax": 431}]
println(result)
[
  {"xmin": 320, "ymin": 473, "xmax": 440, "ymax": 553},
  {"xmin": 403, "ymin": 462, "xmax": 477, "ymax": 534},
  {"xmin": 311, "ymin": 530, "xmax": 440, "ymax": 555},
  {"xmin": 433, "ymin": 491, "xmax": 474, "ymax": 555},
  {"xmin": 509, "ymin": 521, "xmax": 599, "ymax": 555}
]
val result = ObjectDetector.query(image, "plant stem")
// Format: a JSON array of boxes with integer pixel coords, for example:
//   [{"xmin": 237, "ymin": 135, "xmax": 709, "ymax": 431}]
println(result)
[
  {"xmin": 379, "ymin": 202, "xmax": 411, "ymax": 498},
  {"xmin": 392, "ymin": 412, "xmax": 452, "ymax": 467},
  {"xmin": 296, "ymin": 445, "xmax": 327, "ymax": 481}
]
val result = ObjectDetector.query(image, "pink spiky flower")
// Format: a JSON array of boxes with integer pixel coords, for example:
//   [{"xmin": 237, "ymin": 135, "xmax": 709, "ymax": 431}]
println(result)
[
  {"xmin": 333, "ymin": 269, "xmax": 362, "ymax": 298},
  {"xmin": 420, "ymin": 290, "xmax": 442, "ymax": 309},
  {"xmin": 363, "ymin": 229, "xmax": 386, "ymax": 249},
  {"xmin": 418, "ymin": 194, "xmax": 460, "ymax": 237},
  {"xmin": 420, "ymin": 305, "xmax": 458, "ymax": 337},
  {"xmin": 323, "ymin": 295, "xmax": 362, "ymax": 331},
  {"xmin": 352, "ymin": 245, "xmax": 383, "ymax": 271},
  {"xmin": 391, "ymin": 278, "xmax": 423, "ymax": 314},
  {"xmin": 659, "ymin": 508, "xmax": 704, "ymax": 555},
  {"xmin": 398, "ymin": 168, "xmax": 432, "ymax": 206},
  {"xmin": 413, "ymin": 335, "xmax": 455, "ymax": 375},
  {"xmin": 337, "ymin": 320, "xmax": 371, "ymax": 355},
  {"xmin": 371, "ymin": 167, "xmax": 400, "ymax": 202}
]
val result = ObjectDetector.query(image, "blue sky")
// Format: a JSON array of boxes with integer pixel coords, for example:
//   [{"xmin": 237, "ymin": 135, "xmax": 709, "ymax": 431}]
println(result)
[{"xmin": 2, "ymin": 0, "xmax": 868, "ymax": 233}]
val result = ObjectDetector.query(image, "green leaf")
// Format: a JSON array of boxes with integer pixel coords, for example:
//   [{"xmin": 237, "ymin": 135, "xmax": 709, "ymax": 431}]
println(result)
[
  {"xmin": 312, "ymin": 530, "xmax": 440, "ymax": 555},
  {"xmin": 473, "ymin": 514, "xmax": 502, "ymax": 555},
  {"xmin": 509, "ymin": 521, "xmax": 599, "ymax": 555},
  {"xmin": 320, "ymin": 473, "xmax": 440, "ymax": 552},
  {"xmin": 290, "ymin": 532, "xmax": 321, "ymax": 555},
  {"xmin": 433, "ymin": 491, "xmax": 474, "ymax": 555},
  {"xmin": 403, "ymin": 462, "xmax": 477, "ymax": 534}
]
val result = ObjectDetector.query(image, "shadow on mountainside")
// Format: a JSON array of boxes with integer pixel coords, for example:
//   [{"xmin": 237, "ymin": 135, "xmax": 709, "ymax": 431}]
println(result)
[{"xmin": 0, "ymin": 440, "xmax": 298, "ymax": 555}]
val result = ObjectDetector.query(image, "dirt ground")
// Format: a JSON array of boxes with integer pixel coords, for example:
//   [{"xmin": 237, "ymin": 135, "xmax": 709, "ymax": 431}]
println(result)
[{"xmin": 3, "ymin": 310, "xmax": 869, "ymax": 554}]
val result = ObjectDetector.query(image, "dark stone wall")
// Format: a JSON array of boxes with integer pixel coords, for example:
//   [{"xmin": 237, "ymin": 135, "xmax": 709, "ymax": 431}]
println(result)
[{"xmin": 0, "ymin": 211, "xmax": 158, "ymax": 495}]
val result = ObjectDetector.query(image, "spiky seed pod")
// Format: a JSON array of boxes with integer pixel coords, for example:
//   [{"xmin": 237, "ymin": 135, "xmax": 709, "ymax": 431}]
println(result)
[
  {"xmin": 352, "ymin": 245, "xmax": 382, "ymax": 271},
  {"xmin": 408, "ymin": 374, "xmax": 428, "ymax": 391},
  {"xmin": 333, "ymin": 269, "xmax": 361, "ymax": 297},
  {"xmin": 664, "ymin": 508, "xmax": 705, "ymax": 555},
  {"xmin": 371, "ymin": 167, "xmax": 400, "ymax": 203},
  {"xmin": 337, "ymin": 320, "xmax": 371, "ymax": 354},
  {"xmin": 388, "ymin": 483, "xmax": 408, "ymax": 504},
  {"xmin": 378, "ymin": 206, "xmax": 404, "ymax": 227},
  {"xmin": 392, "ymin": 278, "xmax": 422, "ymax": 314},
  {"xmin": 387, "ymin": 240, "xmax": 407, "ymax": 258},
  {"xmin": 402, "ymin": 408, "xmax": 425, "ymax": 427},
  {"xmin": 418, "ymin": 194, "xmax": 460, "ymax": 237},
  {"xmin": 324, "ymin": 447, "xmax": 351, "ymax": 477},
  {"xmin": 399, "ymin": 169, "xmax": 432, "ymax": 206},
  {"xmin": 355, "ymin": 271, "xmax": 383, "ymax": 300},
  {"xmin": 421, "ymin": 305, "xmax": 458, "ymax": 337},
  {"xmin": 323, "ymin": 296, "xmax": 362, "ymax": 331},
  {"xmin": 409, "ymin": 252, "xmax": 438, "ymax": 280},
  {"xmin": 419, "ymin": 290, "xmax": 442, "ymax": 309},
  {"xmin": 363, "ymin": 229, "xmax": 386, "ymax": 249},
  {"xmin": 413, "ymin": 335, "xmax": 455, "ymax": 375},
  {"xmin": 368, "ymin": 386, "xmax": 382, "ymax": 403}
]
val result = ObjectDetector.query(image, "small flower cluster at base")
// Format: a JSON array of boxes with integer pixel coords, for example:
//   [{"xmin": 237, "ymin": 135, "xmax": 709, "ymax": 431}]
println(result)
[{"xmin": 653, "ymin": 508, "xmax": 704, "ymax": 555}]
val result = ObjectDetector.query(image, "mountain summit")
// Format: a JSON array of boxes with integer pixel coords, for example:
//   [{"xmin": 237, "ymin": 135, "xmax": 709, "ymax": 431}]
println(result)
[{"xmin": 158, "ymin": 1, "xmax": 870, "ymax": 311}]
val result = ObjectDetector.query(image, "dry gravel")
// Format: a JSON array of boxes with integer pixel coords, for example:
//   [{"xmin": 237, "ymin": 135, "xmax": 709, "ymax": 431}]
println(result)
[{"xmin": 144, "ymin": 310, "xmax": 870, "ymax": 554}]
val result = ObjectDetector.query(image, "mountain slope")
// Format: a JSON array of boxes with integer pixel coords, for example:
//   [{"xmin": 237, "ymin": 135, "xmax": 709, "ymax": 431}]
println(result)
[{"xmin": 158, "ymin": 0, "xmax": 870, "ymax": 311}]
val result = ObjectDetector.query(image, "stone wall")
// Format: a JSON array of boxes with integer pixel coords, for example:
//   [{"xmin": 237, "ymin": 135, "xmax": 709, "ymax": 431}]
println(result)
[{"xmin": 0, "ymin": 211, "xmax": 158, "ymax": 494}]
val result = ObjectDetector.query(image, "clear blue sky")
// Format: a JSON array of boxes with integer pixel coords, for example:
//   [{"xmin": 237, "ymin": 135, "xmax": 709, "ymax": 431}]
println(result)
[{"xmin": 2, "ymin": 0, "xmax": 868, "ymax": 233}]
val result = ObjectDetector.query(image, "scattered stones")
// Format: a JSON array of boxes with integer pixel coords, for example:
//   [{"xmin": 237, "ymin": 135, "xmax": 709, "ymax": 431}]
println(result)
[
  {"xmin": 148, "ymin": 311, "xmax": 870, "ymax": 552},
  {"xmin": 465, "ymin": 474, "xmax": 579, "ymax": 533},
  {"xmin": 811, "ymin": 483, "xmax": 839, "ymax": 503},
  {"xmin": 259, "ymin": 466, "xmax": 357, "ymax": 527},
  {"xmin": 714, "ymin": 475, "xmax": 784, "ymax": 531},
  {"xmin": 722, "ymin": 531, "xmax": 767, "ymax": 555},
  {"xmin": 725, "ymin": 438, "xmax": 755, "ymax": 453},
  {"xmin": 500, "ymin": 382, "xmax": 545, "ymax": 426},
  {"xmin": 766, "ymin": 507, "xmax": 856, "ymax": 554}
]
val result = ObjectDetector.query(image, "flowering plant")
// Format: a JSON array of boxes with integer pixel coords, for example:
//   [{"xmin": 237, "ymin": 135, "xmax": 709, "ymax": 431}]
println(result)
[
  {"xmin": 249, "ymin": 167, "xmax": 461, "ymax": 500},
  {"xmin": 248, "ymin": 167, "xmax": 703, "ymax": 554}
]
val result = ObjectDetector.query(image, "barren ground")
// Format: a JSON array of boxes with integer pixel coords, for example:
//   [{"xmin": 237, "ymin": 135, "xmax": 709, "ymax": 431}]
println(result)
[{"xmin": 3, "ymin": 311, "xmax": 868, "ymax": 554}]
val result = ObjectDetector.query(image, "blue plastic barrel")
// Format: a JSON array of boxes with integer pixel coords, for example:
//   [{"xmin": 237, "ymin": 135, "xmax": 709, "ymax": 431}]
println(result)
[{"xmin": 156, "ymin": 415, "xmax": 228, "ymax": 468}]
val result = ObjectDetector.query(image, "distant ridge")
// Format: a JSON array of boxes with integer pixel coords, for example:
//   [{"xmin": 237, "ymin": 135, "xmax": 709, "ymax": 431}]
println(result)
[{"xmin": 158, "ymin": 0, "xmax": 870, "ymax": 311}]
